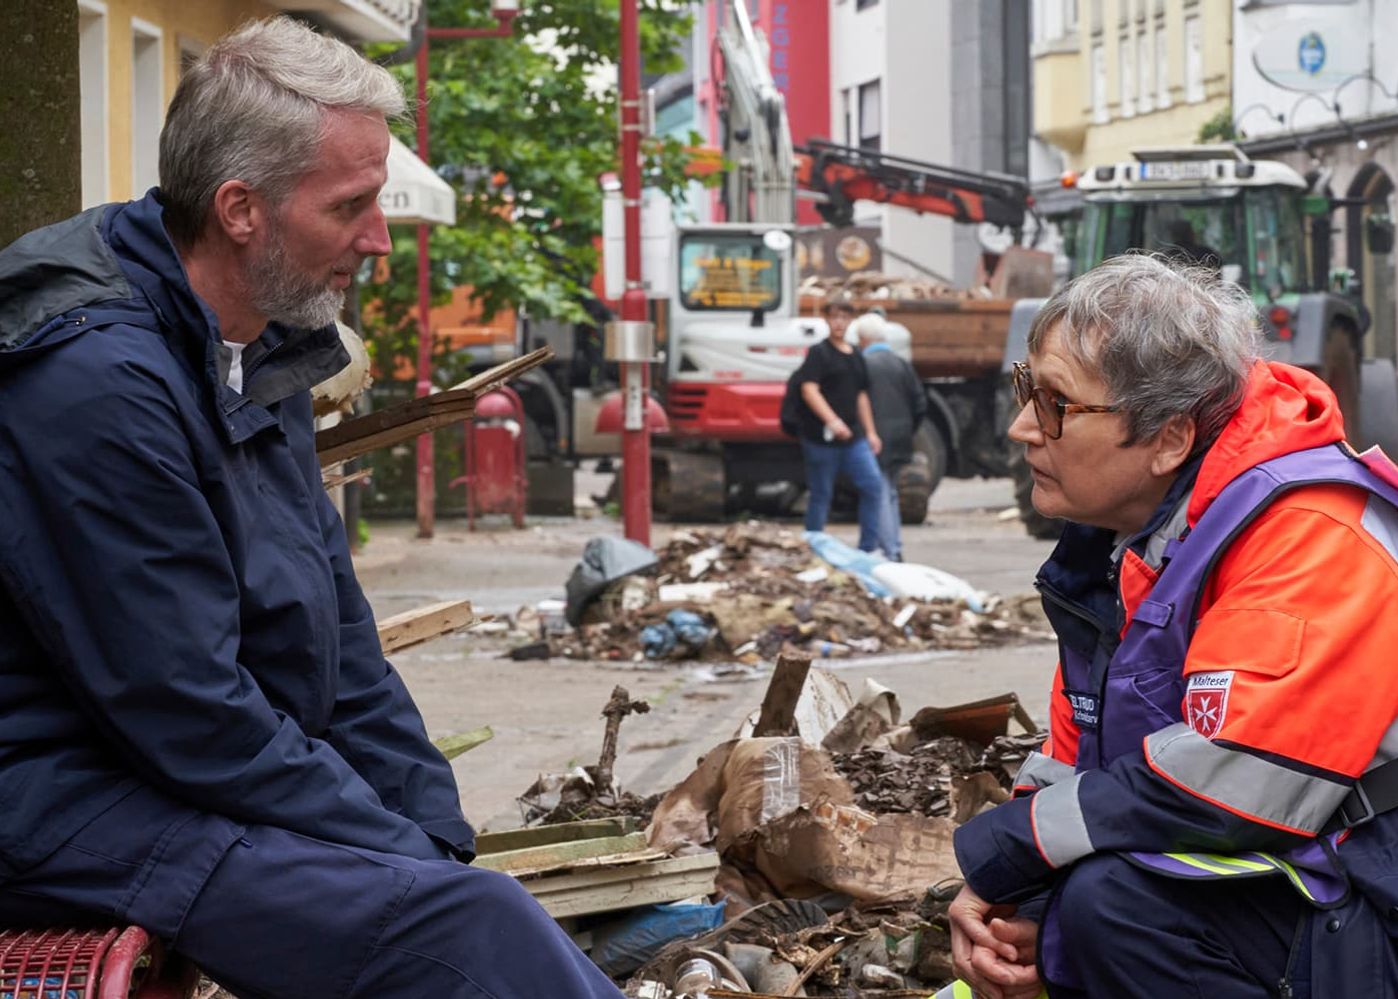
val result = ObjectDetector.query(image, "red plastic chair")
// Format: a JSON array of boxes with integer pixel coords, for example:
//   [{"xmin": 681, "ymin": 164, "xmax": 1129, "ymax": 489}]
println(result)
[{"xmin": 0, "ymin": 927, "xmax": 198, "ymax": 999}]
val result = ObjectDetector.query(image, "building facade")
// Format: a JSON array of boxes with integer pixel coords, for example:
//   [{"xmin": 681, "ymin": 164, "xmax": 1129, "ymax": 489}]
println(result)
[
  {"xmin": 1031, "ymin": 0, "xmax": 1230, "ymax": 172},
  {"xmin": 1231, "ymin": 0, "xmax": 1398, "ymax": 363},
  {"xmin": 75, "ymin": 0, "xmax": 418, "ymax": 208}
]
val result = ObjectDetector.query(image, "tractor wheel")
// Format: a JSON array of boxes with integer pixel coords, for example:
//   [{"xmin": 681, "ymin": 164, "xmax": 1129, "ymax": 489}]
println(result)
[
  {"xmin": 897, "ymin": 423, "xmax": 948, "ymax": 524},
  {"xmin": 1322, "ymin": 322, "xmax": 1363, "ymax": 442},
  {"xmin": 1009, "ymin": 442, "xmax": 1063, "ymax": 540}
]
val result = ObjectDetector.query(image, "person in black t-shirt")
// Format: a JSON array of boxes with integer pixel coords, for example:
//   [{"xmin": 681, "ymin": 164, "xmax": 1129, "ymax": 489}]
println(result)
[{"xmin": 792, "ymin": 296, "xmax": 886, "ymax": 551}]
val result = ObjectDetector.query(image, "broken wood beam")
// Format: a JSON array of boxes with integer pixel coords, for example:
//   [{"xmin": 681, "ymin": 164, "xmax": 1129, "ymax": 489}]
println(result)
[
  {"xmin": 313, "ymin": 347, "xmax": 555, "ymax": 468},
  {"xmin": 751, "ymin": 653, "xmax": 812, "ymax": 737},
  {"xmin": 594, "ymin": 685, "xmax": 650, "ymax": 793},
  {"xmin": 377, "ymin": 599, "xmax": 479, "ymax": 654},
  {"xmin": 314, "ymin": 389, "xmax": 475, "ymax": 467}
]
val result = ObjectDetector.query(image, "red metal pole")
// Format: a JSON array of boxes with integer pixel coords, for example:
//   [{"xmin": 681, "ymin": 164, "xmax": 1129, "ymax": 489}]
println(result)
[
  {"xmin": 619, "ymin": 0, "xmax": 652, "ymax": 546},
  {"xmin": 414, "ymin": 37, "xmax": 435, "ymax": 538}
]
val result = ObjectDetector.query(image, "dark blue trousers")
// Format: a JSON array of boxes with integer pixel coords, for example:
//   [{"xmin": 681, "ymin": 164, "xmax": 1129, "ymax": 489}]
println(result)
[
  {"xmin": 800, "ymin": 437, "xmax": 884, "ymax": 551},
  {"xmin": 1045, "ymin": 853, "xmax": 1304, "ymax": 997},
  {"xmin": 0, "ymin": 787, "xmax": 622, "ymax": 999},
  {"xmin": 1044, "ymin": 853, "xmax": 1398, "ymax": 998}
]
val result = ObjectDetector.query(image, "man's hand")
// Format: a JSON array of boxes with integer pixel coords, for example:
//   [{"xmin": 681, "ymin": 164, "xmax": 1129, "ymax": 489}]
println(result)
[
  {"xmin": 868, "ymin": 431, "xmax": 882, "ymax": 456},
  {"xmin": 949, "ymin": 884, "xmax": 1042, "ymax": 999},
  {"xmin": 827, "ymin": 417, "xmax": 853, "ymax": 441}
]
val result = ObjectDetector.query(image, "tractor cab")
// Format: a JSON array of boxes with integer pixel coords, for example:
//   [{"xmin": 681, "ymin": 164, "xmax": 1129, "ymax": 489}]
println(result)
[{"xmin": 1069, "ymin": 145, "xmax": 1314, "ymax": 301}]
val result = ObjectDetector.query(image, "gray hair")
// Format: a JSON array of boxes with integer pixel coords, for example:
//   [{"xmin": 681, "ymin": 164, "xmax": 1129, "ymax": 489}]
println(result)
[
  {"xmin": 159, "ymin": 16, "xmax": 406, "ymax": 246},
  {"xmin": 1027, "ymin": 253, "xmax": 1260, "ymax": 446}
]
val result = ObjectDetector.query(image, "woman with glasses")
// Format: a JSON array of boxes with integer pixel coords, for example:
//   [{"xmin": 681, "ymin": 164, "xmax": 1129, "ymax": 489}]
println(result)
[{"xmin": 947, "ymin": 253, "xmax": 1398, "ymax": 998}]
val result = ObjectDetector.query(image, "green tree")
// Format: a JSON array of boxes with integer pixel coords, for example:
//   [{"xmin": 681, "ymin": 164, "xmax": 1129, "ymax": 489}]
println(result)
[
  {"xmin": 363, "ymin": 0, "xmax": 703, "ymax": 384},
  {"xmin": 0, "ymin": 1, "xmax": 80, "ymax": 249}
]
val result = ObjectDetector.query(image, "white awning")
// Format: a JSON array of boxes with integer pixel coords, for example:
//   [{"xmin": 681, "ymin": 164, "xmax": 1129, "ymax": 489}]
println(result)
[{"xmin": 379, "ymin": 136, "xmax": 456, "ymax": 227}]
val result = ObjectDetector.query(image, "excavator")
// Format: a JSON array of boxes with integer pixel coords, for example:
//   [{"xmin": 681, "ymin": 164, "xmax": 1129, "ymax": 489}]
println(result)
[{"xmin": 646, "ymin": 0, "xmax": 1035, "ymax": 521}]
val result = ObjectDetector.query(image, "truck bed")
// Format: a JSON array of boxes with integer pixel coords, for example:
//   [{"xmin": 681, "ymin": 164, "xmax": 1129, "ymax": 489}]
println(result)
[{"xmin": 799, "ymin": 294, "xmax": 1013, "ymax": 380}]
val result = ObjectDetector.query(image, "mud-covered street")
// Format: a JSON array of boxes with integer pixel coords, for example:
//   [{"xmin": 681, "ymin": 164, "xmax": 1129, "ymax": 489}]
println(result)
[{"xmin": 355, "ymin": 476, "xmax": 1058, "ymax": 832}]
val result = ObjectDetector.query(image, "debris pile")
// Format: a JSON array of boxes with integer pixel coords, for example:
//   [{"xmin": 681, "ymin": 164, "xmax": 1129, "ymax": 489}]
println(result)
[
  {"xmin": 620, "ymin": 669, "xmax": 1046, "ymax": 996},
  {"xmin": 537, "ymin": 523, "xmax": 1049, "ymax": 663},
  {"xmin": 799, "ymin": 271, "xmax": 984, "ymax": 301}
]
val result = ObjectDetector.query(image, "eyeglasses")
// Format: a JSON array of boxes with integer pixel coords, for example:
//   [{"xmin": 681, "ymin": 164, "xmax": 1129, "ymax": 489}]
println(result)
[{"xmin": 1012, "ymin": 361, "xmax": 1120, "ymax": 440}]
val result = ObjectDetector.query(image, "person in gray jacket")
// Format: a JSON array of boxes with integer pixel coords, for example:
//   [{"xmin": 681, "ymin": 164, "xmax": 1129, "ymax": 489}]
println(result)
[{"xmin": 860, "ymin": 311, "xmax": 928, "ymax": 559}]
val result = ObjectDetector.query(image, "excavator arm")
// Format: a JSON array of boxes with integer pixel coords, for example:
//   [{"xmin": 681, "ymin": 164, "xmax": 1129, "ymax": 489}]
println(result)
[{"xmin": 795, "ymin": 139, "xmax": 1033, "ymax": 231}]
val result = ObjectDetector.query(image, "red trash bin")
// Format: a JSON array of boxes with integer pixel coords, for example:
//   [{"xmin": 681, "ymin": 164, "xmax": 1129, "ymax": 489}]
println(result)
[{"xmin": 452, "ymin": 386, "xmax": 527, "ymax": 530}]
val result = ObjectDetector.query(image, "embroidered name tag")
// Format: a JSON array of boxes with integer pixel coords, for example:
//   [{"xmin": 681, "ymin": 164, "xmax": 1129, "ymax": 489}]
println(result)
[
  {"xmin": 1064, "ymin": 689, "xmax": 1100, "ymax": 730},
  {"xmin": 1185, "ymin": 671, "xmax": 1234, "ymax": 738}
]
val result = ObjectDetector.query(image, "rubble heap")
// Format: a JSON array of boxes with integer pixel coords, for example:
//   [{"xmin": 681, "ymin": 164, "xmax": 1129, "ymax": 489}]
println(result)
[
  {"xmin": 833, "ymin": 731, "xmax": 1043, "ymax": 818},
  {"xmin": 550, "ymin": 523, "xmax": 1049, "ymax": 663}
]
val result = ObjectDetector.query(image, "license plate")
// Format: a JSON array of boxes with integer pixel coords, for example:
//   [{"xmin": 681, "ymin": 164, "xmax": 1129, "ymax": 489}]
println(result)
[{"xmin": 1140, "ymin": 160, "xmax": 1213, "ymax": 181}]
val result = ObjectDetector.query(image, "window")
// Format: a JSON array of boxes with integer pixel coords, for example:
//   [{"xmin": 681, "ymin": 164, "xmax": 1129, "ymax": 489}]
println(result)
[
  {"xmin": 678, "ymin": 233, "xmax": 782, "ymax": 312},
  {"xmin": 1137, "ymin": 31, "xmax": 1153, "ymax": 113},
  {"xmin": 1155, "ymin": 23, "xmax": 1170, "ymax": 108},
  {"xmin": 1091, "ymin": 43, "xmax": 1108, "ymax": 123},
  {"xmin": 77, "ymin": 0, "xmax": 108, "ymax": 209},
  {"xmin": 1185, "ymin": 15, "xmax": 1204, "ymax": 103},
  {"xmin": 1065, "ymin": 0, "xmax": 1078, "ymax": 31},
  {"xmin": 1118, "ymin": 33, "xmax": 1134, "ymax": 117},
  {"xmin": 858, "ymin": 79, "xmax": 881, "ymax": 152},
  {"xmin": 178, "ymin": 35, "xmax": 205, "ymax": 78},
  {"xmin": 131, "ymin": 18, "xmax": 164, "ymax": 196},
  {"xmin": 856, "ymin": 0, "xmax": 879, "ymax": 9},
  {"xmin": 842, "ymin": 88, "xmax": 852, "ymax": 147}
]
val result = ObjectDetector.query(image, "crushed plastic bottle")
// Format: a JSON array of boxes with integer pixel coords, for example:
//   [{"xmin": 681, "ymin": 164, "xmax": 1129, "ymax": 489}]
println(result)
[{"xmin": 672, "ymin": 956, "xmax": 721, "ymax": 997}]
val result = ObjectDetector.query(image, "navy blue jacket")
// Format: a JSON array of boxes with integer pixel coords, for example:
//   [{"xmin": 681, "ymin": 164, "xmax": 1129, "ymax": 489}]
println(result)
[{"xmin": 0, "ymin": 194, "xmax": 474, "ymax": 879}]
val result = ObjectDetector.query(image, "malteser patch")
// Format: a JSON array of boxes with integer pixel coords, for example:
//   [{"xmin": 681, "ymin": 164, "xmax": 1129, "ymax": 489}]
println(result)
[{"xmin": 1186, "ymin": 671, "xmax": 1234, "ymax": 738}]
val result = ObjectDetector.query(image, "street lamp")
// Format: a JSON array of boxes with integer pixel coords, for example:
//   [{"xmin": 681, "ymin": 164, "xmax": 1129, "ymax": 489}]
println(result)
[{"xmin": 411, "ymin": 3, "xmax": 522, "ymax": 539}]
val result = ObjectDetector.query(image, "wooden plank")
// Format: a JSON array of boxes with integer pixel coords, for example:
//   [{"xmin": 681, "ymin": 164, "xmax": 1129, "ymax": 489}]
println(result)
[
  {"xmin": 473, "ymin": 831, "xmax": 650, "ymax": 876},
  {"xmin": 519, "ymin": 852, "xmax": 720, "ymax": 918},
  {"xmin": 475, "ymin": 817, "xmax": 637, "ymax": 855},
  {"xmin": 448, "ymin": 345, "xmax": 555, "ymax": 395},
  {"xmin": 432, "ymin": 726, "xmax": 494, "ymax": 761},
  {"xmin": 315, "ymin": 392, "xmax": 475, "ymax": 467},
  {"xmin": 377, "ymin": 599, "xmax": 478, "ymax": 654},
  {"xmin": 751, "ymin": 653, "xmax": 812, "ymax": 737}
]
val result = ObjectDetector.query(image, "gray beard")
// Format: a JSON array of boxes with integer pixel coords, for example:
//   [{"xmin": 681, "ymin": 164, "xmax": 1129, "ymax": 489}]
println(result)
[{"xmin": 247, "ymin": 234, "xmax": 345, "ymax": 330}]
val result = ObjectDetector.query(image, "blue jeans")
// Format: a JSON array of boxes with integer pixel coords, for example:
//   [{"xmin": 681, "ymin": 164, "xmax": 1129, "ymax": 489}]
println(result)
[
  {"xmin": 801, "ymin": 437, "xmax": 884, "ymax": 552},
  {"xmin": 877, "ymin": 467, "xmax": 901, "ymax": 560}
]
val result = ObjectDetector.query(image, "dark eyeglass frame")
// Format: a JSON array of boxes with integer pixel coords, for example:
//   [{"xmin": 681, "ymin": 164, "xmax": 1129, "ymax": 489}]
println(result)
[{"xmin": 1012, "ymin": 361, "xmax": 1120, "ymax": 440}]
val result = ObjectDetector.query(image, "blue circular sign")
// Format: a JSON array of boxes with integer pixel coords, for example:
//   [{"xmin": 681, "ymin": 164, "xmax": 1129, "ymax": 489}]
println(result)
[{"xmin": 1298, "ymin": 31, "xmax": 1326, "ymax": 76}]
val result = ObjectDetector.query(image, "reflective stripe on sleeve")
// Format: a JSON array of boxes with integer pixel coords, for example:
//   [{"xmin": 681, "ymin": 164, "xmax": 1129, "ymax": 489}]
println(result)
[
  {"xmin": 1014, "ymin": 751, "xmax": 1075, "ymax": 791},
  {"xmin": 1146, "ymin": 723, "xmax": 1350, "ymax": 835},
  {"xmin": 1029, "ymin": 772, "xmax": 1093, "ymax": 868}
]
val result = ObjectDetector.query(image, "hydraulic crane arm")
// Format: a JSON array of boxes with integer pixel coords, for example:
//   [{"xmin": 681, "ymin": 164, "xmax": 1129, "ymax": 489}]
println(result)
[
  {"xmin": 715, "ymin": 0, "xmax": 795, "ymax": 224},
  {"xmin": 795, "ymin": 139, "xmax": 1033, "ymax": 231}
]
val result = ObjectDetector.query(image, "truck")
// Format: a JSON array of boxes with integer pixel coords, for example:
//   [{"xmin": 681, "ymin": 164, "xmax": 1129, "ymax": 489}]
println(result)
[
  {"xmin": 634, "ymin": 0, "xmax": 1044, "ymax": 522},
  {"xmin": 1004, "ymin": 143, "xmax": 1398, "ymax": 537}
]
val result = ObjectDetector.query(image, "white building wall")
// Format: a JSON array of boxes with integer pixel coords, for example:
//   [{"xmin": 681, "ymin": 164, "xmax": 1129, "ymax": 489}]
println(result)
[
  {"xmin": 830, "ymin": 0, "xmax": 957, "ymax": 284},
  {"xmin": 1233, "ymin": 0, "xmax": 1398, "ymax": 142},
  {"xmin": 886, "ymin": 0, "xmax": 956, "ymax": 284}
]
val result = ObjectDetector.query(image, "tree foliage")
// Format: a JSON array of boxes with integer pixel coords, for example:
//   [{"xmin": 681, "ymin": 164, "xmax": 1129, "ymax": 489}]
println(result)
[{"xmin": 362, "ymin": 0, "xmax": 702, "ymax": 381}]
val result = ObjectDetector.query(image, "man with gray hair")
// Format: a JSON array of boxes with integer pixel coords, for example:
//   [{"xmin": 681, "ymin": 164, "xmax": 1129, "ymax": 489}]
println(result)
[
  {"xmin": 945, "ymin": 253, "xmax": 1398, "ymax": 997},
  {"xmin": 858, "ymin": 308, "xmax": 927, "ymax": 559},
  {"xmin": 0, "ymin": 17, "xmax": 621, "ymax": 998}
]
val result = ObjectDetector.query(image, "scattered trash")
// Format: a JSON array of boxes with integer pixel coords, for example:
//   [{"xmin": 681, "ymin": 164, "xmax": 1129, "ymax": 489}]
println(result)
[
  {"xmin": 565, "ymin": 537, "xmax": 660, "ymax": 626},
  {"xmin": 527, "ymin": 523, "xmax": 1049, "ymax": 663}
]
